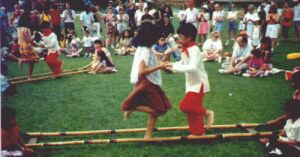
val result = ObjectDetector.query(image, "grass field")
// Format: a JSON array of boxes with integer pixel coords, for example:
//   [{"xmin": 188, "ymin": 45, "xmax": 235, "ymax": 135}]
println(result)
[{"xmin": 2, "ymin": 14, "xmax": 300, "ymax": 157}]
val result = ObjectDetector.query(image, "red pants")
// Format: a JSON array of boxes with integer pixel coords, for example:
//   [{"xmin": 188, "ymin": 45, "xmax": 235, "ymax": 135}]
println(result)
[
  {"xmin": 179, "ymin": 85, "xmax": 206, "ymax": 135},
  {"xmin": 45, "ymin": 52, "xmax": 62, "ymax": 76}
]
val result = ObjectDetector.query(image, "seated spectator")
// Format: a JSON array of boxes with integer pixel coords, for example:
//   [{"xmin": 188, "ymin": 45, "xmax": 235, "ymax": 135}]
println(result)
[
  {"xmin": 65, "ymin": 33, "xmax": 82, "ymax": 57},
  {"xmin": 152, "ymin": 35, "xmax": 169, "ymax": 62},
  {"xmin": 81, "ymin": 30, "xmax": 94, "ymax": 57},
  {"xmin": 219, "ymin": 35, "xmax": 253, "ymax": 75},
  {"xmin": 242, "ymin": 49, "xmax": 266, "ymax": 77},
  {"xmin": 115, "ymin": 30, "xmax": 132, "ymax": 55},
  {"xmin": 202, "ymin": 31, "xmax": 223, "ymax": 62},
  {"xmin": 1, "ymin": 64, "xmax": 16, "ymax": 97},
  {"xmin": 1, "ymin": 106, "xmax": 35, "ymax": 156}
]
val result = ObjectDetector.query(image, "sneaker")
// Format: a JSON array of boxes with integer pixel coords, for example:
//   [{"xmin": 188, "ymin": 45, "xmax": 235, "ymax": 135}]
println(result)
[
  {"xmin": 218, "ymin": 69, "xmax": 229, "ymax": 74},
  {"xmin": 217, "ymin": 56, "xmax": 222, "ymax": 63},
  {"xmin": 242, "ymin": 73, "xmax": 250, "ymax": 77},
  {"xmin": 111, "ymin": 45, "xmax": 115, "ymax": 49},
  {"xmin": 225, "ymin": 40, "xmax": 229, "ymax": 46},
  {"xmin": 88, "ymin": 53, "xmax": 92, "ymax": 57}
]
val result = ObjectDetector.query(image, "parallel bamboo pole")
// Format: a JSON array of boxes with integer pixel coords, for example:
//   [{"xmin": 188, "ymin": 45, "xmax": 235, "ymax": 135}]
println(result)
[
  {"xmin": 25, "ymin": 131, "xmax": 275, "ymax": 147},
  {"xmin": 11, "ymin": 69, "xmax": 90, "ymax": 85},
  {"xmin": 26, "ymin": 123, "xmax": 266, "ymax": 137},
  {"xmin": 9, "ymin": 68, "xmax": 85, "ymax": 82}
]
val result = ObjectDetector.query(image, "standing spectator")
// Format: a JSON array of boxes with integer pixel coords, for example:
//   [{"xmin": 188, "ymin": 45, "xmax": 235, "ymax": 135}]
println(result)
[
  {"xmin": 127, "ymin": 3, "xmax": 136, "ymax": 35},
  {"xmin": 243, "ymin": 4, "xmax": 259, "ymax": 39},
  {"xmin": 226, "ymin": 3, "xmax": 238, "ymax": 45},
  {"xmin": 29, "ymin": 10, "xmax": 40, "ymax": 33},
  {"xmin": 141, "ymin": 7, "xmax": 154, "ymax": 23},
  {"xmin": 80, "ymin": 6, "xmax": 94, "ymax": 32},
  {"xmin": 104, "ymin": 7, "xmax": 117, "ymax": 48},
  {"xmin": 258, "ymin": 4, "xmax": 267, "ymax": 37},
  {"xmin": 238, "ymin": 7, "xmax": 246, "ymax": 32},
  {"xmin": 185, "ymin": 1, "xmax": 198, "ymax": 28},
  {"xmin": 61, "ymin": 2, "xmax": 75, "ymax": 34},
  {"xmin": 83, "ymin": 0, "xmax": 93, "ymax": 7},
  {"xmin": 212, "ymin": 4, "xmax": 224, "ymax": 33},
  {"xmin": 0, "ymin": 7, "xmax": 9, "ymax": 47},
  {"xmin": 135, "ymin": 3, "xmax": 144, "ymax": 27},
  {"xmin": 40, "ymin": 7, "xmax": 51, "ymax": 24},
  {"xmin": 281, "ymin": 2, "xmax": 293, "ymax": 42},
  {"xmin": 91, "ymin": 5, "xmax": 103, "ymax": 38},
  {"xmin": 159, "ymin": 14, "xmax": 174, "ymax": 38},
  {"xmin": 164, "ymin": 6, "xmax": 173, "ymax": 20},
  {"xmin": 257, "ymin": 0, "xmax": 271, "ymax": 15},
  {"xmin": 178, "ymin": 4, "xmax": 187, "ymax": 27},
  {"xmin": 197, "ymin": 5, "xmax": 210, "ymax": 46},
  {"xmin": 265, "ymin": 4, "xmax": 280, "ymax": 51},
  {"xmin": 49, "ymin": 5, "xmax": 61, "ymax": 40},
  {"xmin": 116, "ymin": 7, "xmax": 129, "ymax": 46},
  {"xmin": 293, "ymin": 0, "xmax": 300, "ymax": 42}
]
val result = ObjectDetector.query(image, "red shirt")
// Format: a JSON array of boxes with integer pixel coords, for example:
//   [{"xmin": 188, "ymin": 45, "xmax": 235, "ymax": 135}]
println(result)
[
  {"xmin": 1, "ymin": 126, "xmax": 20, "ymax": 148},
  {"xmin": 282, "ymin": 9, "xmax": 293, "ymax": 27},
  {"xmin": 50, "ymin": 9, "xmax": 61, "ymax": 25}
]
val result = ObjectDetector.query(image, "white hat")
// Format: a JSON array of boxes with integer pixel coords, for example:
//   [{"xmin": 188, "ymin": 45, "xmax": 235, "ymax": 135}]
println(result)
[{"xmin": 202, "ymin": 5, "xmax": 208, "ymax": 9}]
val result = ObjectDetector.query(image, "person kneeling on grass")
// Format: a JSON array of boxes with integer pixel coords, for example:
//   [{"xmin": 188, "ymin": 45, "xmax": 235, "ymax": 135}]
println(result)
[
  {"xmin": 261, "ymin": 99, "xmax": 300, "ymax": 157},
  {"xmin": 1, "ymin": 106, "xmax": 35, "ymax": 157},
  {"xmin": 167, "ymin": 23, "xmax": 214, "ymax": 137},
  {"xmin": 83, "ymin": 40, "xmax": 117, "ymax": 74}
]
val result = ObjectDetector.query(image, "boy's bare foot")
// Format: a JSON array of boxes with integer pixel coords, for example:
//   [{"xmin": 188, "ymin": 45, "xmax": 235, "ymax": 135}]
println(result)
[
  {"xmin": 27, "ymin": 77, "xmax": 32, "ymax": 81},
  {"xmin": 205, "ymin": 110, "xmax": 214, "ymax": 130},
  {"xmin": 144, "ymin": 134, "xmax": 153, "ymax": 139},
  {"xmin": 124, "ymin": 111, "xmax": 132, "ymax": 121},
  {"xmin": 88, "ymin": 71, "xmax": 96, "ymax": 74},
  {"xmin": 259, "ymin": 138, "xmax": 269, "ymax": 144}
]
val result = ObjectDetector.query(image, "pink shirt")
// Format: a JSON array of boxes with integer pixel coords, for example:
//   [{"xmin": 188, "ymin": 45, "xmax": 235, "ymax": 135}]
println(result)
[{"xmin": 248, "ymin": 57, "xmax": 264, "ymax": 69}]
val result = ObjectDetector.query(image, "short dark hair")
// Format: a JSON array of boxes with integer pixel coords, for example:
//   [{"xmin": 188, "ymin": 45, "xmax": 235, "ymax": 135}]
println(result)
[
  {"xmin": 94, "ymin": 39, "xmax": 103, "ymax": 45},
  {"xmin": 1, "ymin": 106, "xmax": 17, "ymax": 130},
  {"xmin": 251, "ymin": 49, "xmax": 262, "ymax": 58},
  {"xmin": 261, "ymin": 37, "xmax": 272, "ymax": 51},
  {"xmin": 41, "ymin": 21, "xmax": 51, "ymax": 29},
  {"xmin": 136, "ymin": 22, "xmax": 160, "ymax": 47},
  {"xmin": 283, "ymin": 99, "xmax": 300, "ymax": 118},
  {"xmin": 177, "ymin": 23, "xmax": 197, "ymax": 41},
  {"xmin": 292, "ymin": 71, "xmax": 300, "ymax": 89}
]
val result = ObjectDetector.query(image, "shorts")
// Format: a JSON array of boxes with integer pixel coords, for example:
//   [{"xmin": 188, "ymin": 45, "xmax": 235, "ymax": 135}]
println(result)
[
  {"xmin": 228, "ymin": 21, "xmax": 237, "ymax": 31},
  {"xmin": 215, "ymin": 21, "xmax": 224, "ymax": 33},
  {"xmin": 117, "ymin": 23, "xmax": 127, "ymax": 34},
  {"xmin": 266, "ymin": 24, "xmax": 279, "ymax": 38}
]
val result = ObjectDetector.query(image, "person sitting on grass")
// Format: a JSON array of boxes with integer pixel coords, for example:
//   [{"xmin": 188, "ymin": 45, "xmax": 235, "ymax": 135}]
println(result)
[
  {"xmin": 65, "ymin": 33, "xmax": 82, "ymax": 58},
  {"xmin": 202, "ymin": 31, "xmax": 223, "ymax": 62},
  {"xmin": 242, "ymin": 49, "xmax": 266, "ymax": 77},
  {"xmin": 152, "ymin": 35, "xmax": 169, "ymax": 62},
  {"xmin": 261, "ymin": 99, "xmax": 300, "ymax": 157},
  {"xmin": 115, "ymin": 30, "xmax": 132, "ymax": 55},
  {"xmin": 219, "ymin": 35, "xmax": 253, "ymax": 75},
  {"xmin": 1, "ymin": 63, "xmax": 17, "ymax": 97},
  {"xmin": 84, "ymin": 40, "xmax": 117, "ymax": 74},
  {"xmin": 1, "ymin": 106, "xmax": 35, "ymax": 157},
  {"xmin": 81, "ymin": 30, "xmax": 94, "ymax": 58},
  {"xmin": 267, "ymin": 71, "xmax": 300, "ymax": 126}
]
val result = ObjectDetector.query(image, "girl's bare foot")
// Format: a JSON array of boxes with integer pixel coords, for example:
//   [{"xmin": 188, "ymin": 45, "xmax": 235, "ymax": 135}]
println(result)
[
  {"xmin": 144, "ymin": 134, "xmax": 153, "ymax": 139},
  {"xmin": 205, "ymin": 110, "xmax": 214, "ymax": 130},
  {"xmin": 124, "ymin": 111, "xmax": 132, "ymax": 121},
  {"xmin": 27, "ymin": 77, "xmax": 32, "ymax": 81},
  {"xmin": 259, "ymin": 138, "xmax": 269, "ymax": 144}
]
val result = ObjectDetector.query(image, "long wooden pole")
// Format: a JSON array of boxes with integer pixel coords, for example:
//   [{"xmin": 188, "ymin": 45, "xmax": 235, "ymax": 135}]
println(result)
[
  {"xmin": 8, "ymin": 68, "xmax": 85, "ymax": 81},
  {"xmin": 25, "ymin": 131, "xmax": 275, "ymax": 147},
  {"xmin": 11, "ymin": 69, "xmax": 90, "ymax": 85},
  {"xmin": 26, "ymin": 123, "xmax": 266, "ymax": 137}
]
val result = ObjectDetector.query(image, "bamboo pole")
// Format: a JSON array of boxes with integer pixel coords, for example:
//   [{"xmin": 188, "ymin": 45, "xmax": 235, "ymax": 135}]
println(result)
[
  {"xmin": 9, "ymin": 68, "xmax": 85, "ymax": 82},
  {"xmin": 26, "ymin": 123, "xmax": 266, "ymax": 137},
  {"xmin": 11, "ymin": 69, "xmax": 90, "ymax": 85},
  {"xmin": 25, "ymin": 131, "xmax": 275, "ymax": 147}
]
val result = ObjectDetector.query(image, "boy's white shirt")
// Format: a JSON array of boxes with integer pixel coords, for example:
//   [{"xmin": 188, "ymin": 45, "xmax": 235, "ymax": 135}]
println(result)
[
  {"xmin": 43, "ymin": 33, "xmax": 60, "ymax": 53},
  {"xmin": 171, "ymin": 45, "xmax": 210, "ymax": 93},
  {"xmin": 280, "ymin": 117, "xmax": 300, "ymax": 150}
]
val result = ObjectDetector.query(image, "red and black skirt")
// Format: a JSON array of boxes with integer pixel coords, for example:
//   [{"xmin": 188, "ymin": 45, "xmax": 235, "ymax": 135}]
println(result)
[{"xmin": 121, "ymin": 76, "xmax": 171, "ymax": 116}]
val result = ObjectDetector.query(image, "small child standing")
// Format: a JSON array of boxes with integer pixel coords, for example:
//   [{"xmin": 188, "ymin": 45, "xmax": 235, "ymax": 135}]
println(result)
[
  {"xmin": 82, "ymin": 30, "xmax": 94, "ymax": 57},
  {"xmin": 252, "ymin": 21, "xmax": 261, "ymax": 48},
  {"xmin": 262, "ymin": 99, "xmax": 300, "ymax": 157},
  {"xmin": 1, "ymin": 106, "xmax": 35, "ymax": 156}
]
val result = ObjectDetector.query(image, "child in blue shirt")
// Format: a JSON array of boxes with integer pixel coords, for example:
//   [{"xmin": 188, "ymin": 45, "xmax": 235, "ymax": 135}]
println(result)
[{"xmin": 152, "ymin": 35, "xmax": 169, "ymax": 62}]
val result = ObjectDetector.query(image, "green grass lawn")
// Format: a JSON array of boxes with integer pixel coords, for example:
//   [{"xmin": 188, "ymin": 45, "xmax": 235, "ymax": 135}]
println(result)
[{"xmin": 2, "ymin": 15, "xmax": 300, "ymax": 157}]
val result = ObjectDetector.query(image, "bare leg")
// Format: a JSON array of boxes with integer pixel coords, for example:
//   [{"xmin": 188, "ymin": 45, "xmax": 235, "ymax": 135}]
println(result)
[
  {"xmin": 204, "ymin": 110, "xmax": 214, "ymax": 130},
  {"xmin": 198, "ymin": 35, "xmax": 202, "ymax": 46},
  {"xmin": 28, "ymin": 62, "xmax": 34, "ymax": 81},
  {"xmin": 144, "ymin": 114, "xmax": 158, "ymax": 139}
]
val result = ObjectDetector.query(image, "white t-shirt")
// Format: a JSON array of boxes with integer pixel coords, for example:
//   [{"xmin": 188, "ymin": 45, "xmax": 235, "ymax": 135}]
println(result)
[
  {"xmin": 232, "ymin": 43, "xmax": 253, "ymax": 61},
  {"xmin": 117, "ymin": 14, "xmax": 129, "ymax": 24},
  {"xmin": 82, "ymin": 36, "xmax": 93, "ymax": 47},
  {"xmin": 130, "ymin": 46, "xmax": 162, "ymax": 86},
  {"xmin": 243, "ymin": 12, "xmax": 259, "ymax": 24},
  {"xmin": 172, "ymin": 45, "xmax": 210, "ymax": 93},
  {"xmin": 80, "ymin": 12, "xmax": 94, "ymax": 26},
  {"xmin": 227, "ymin": 11, "xmax": 238, "ymax": 20},
  {"xmin": 135, "ymin": 9, "xmax": 145, "ymax": 26},
  {"xmin": 280, "ymin": 118, "xmax": 300, "ymax": 150},
  {"xmin": 202, "ymin": 39, "xmax": 223, "ymax": 54},
  {"xmin": 294, "ymin": 4, "xmax": 300, "ymax": 21},
  {"xmin": 212, "ymin": 10, "xmax": 225, "ymax": 25},
  {"xmin": 62, "ymin": 9, "xmax": 76, "ymax": 23},
  {"xmin": 185, "ymin": 8, "xmax": 198, "ymax": 24},
  {"xmin": 178, "ymin": 10, "xmax": 187, "ymax": 22}
]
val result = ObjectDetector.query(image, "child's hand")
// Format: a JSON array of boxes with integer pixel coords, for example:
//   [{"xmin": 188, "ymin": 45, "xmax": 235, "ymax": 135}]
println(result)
[{"xmin": 159, "ymin": 62, "xmax": 169, "ymax": 69}]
